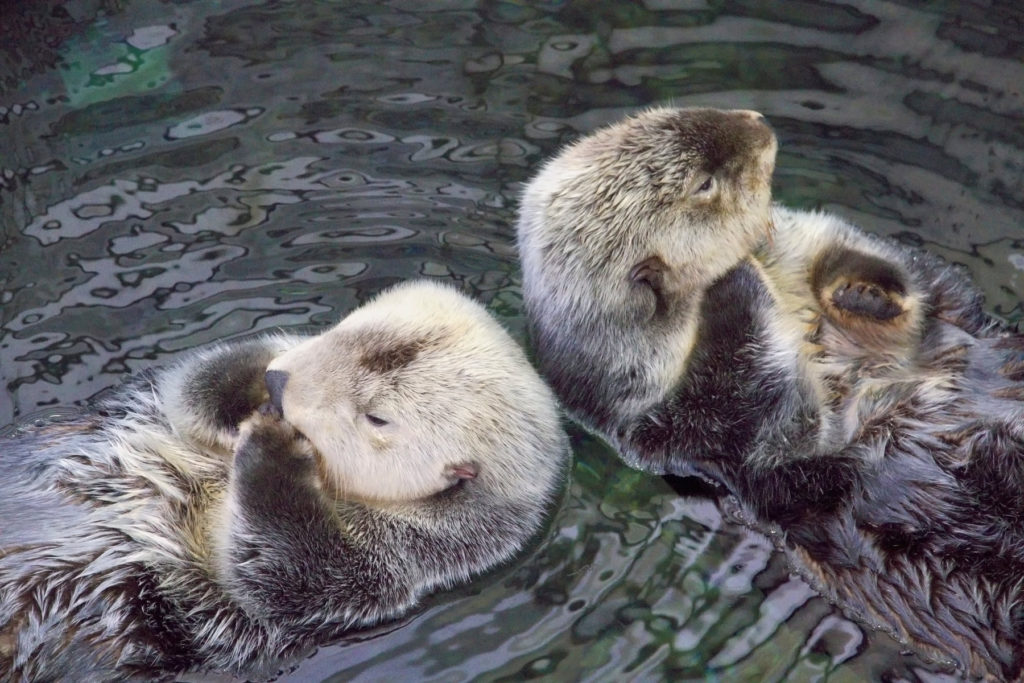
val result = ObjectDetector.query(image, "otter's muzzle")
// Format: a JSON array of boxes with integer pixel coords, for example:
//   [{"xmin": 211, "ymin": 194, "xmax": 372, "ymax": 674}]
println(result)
[{"xmin": 265, "ymin": 370, "xmax": 289, "ymax": 414}]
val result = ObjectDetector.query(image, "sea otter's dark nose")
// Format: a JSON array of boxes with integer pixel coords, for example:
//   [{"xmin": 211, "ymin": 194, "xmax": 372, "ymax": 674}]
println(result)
[{"xmin": 265, "ymin": 370, "xmax": 289, "ymax": 414}]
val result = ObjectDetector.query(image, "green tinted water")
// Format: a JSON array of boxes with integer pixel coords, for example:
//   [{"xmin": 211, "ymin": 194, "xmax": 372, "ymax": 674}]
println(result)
[{"xmin": 2, "ymin": 1, "xmax": 1022, "ymax": 680}]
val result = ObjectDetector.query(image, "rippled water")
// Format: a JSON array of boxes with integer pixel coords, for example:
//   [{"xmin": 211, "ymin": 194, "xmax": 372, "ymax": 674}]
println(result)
[{"xmin": 2, "ymin": 1, "xmax": 1023, "ymax": 680}]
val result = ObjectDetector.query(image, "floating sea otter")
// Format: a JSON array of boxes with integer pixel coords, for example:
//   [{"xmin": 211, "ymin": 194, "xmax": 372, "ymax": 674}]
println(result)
[
  {"xmin": 516, "ymin": 106, "xmax": 1024, "ymax": 680},
  {"xmin": 0, "ymin": 280, "xmax": 568, "ymax": 680}
]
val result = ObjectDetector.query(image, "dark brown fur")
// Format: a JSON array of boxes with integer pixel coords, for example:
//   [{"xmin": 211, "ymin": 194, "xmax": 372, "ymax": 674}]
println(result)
[
  {"xmin": 360, "ymin": 339, "xmax": 425, "ymax": 374},
  {"xmin": 618, "ymin": 255, "xmax": 1024, "ymax": 680}
]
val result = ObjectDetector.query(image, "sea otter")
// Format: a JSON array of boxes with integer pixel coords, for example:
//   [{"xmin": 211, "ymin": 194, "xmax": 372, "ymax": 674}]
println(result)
[
  {"xmin": 516, "ymin": 106, "xmax": 1024, "ymax": 680},
  {"xmin": 0, "ymin": 280, "xmax": 569, "ymax": 680}
]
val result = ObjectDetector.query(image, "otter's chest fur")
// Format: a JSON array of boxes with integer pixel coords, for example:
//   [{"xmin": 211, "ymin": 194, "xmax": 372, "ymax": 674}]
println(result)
[
  {"xmin": 631, "ymin": 254, "xmax": 1024, "ymax": 678},
  {"xmin": 0, "ymin": 399, "xmax": 239, "ymax": 679},
  {"xmin": 515, "ymin": 106, "xmax": 1023, "ymax": 681}
]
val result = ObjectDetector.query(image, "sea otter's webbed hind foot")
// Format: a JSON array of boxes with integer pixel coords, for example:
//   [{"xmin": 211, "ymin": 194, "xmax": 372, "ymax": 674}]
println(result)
[
  {"xmin": 811, "ymin": 247, "xmax": 909, "ymax": 323},
  {"xmin": 830, "ymin": 280, "xmax": 903, "ymax": 320}
]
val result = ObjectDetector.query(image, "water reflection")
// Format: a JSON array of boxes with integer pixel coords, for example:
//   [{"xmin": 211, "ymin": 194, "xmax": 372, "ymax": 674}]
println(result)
[{"xmin": 2, "ymin": 0, "xmax": 1023, "ymax": 680}]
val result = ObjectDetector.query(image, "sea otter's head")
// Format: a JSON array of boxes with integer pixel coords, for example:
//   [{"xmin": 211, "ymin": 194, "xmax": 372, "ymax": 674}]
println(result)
[
  {"xmin": 264, "ymin": 281, "xmax": 566, "ymax": 504},
  {"xmin": 516, "ymin": 107, "xmax": 777, "ymax": 432}
]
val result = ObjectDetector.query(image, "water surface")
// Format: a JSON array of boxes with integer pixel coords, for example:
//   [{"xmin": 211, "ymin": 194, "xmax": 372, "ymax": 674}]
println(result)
[{"xmin": 2, "ymin": 1, "xmax": 1023, "ymax": 680}]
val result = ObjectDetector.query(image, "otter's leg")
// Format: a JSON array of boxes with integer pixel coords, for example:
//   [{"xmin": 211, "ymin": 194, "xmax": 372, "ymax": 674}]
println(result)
[
  {"xmin": 622, "ymin": 261, "xmax": 826, "ymax": 473},
  {"xmin": 810, "ymin": 247, "xmax": 908, "ymax": 322},
  {"xmin": 179, "ymin": 342, "xmax": 278, "ymax": 441},
  {"xmin": 219, "ymin": 408, "xmax": 415, "ymax": 626}
]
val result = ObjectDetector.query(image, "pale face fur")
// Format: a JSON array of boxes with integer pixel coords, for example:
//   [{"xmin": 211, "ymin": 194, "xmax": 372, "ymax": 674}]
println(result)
[
  {"xmin": 520, "ymin": 107, "xmax": 776, "ymax": 299},
  {"xmin": 517, "ymin": 107, "xmax": 777, "ymax": 424},
  {"xmin": 266, "ymin": 281, "xmax": 559, "ymax": 504}
]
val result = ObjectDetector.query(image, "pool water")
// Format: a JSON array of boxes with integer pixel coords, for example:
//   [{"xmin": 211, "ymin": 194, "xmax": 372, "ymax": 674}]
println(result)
[{"xmin": 2, "ymin": 1, "xmax": 1022, "ymax": 680}]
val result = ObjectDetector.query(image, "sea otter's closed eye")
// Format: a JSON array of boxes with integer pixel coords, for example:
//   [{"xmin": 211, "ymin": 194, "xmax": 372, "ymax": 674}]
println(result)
[
  {"xmin": 518, "ymin": 107, "xmax": 777, "ymax": 427},
  {"xmin": 262, "ymin": 359, "xmax": 480, "ymax": 493},
  {"xmin": 262, "ymin": 287, "xmax": 541, "ymax": 504},
  {"xmin": 364, "ymin": 412, "xmax": 389, "ymax": 427}
]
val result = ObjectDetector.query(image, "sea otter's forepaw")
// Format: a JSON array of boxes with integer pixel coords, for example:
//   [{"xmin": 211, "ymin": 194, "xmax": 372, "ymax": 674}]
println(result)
[
  {"xmin": 257, "ymin": 400, "xmax": 283, "ymax": 420},
  {"xmin": 234, "ymin": 409, "xmax": 315, "ymax": 481},
  {"xmin": 827, "ymin": 279, "xmax": 904, "ymax": 321}
]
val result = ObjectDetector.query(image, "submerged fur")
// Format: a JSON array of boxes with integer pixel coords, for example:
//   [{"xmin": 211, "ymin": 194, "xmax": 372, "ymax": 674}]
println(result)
[
  {"xmin": 517, "ymin": 106, "xmax": 1024, "ymax": 680},
  {"xmin": 0, "ymin": 280, "xmax": 568, "ymax": 680}
]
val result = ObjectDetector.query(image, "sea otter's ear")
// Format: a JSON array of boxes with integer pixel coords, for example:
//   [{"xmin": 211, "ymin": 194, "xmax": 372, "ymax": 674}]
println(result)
[
  {"xmin": 630, "ymin": 255, "xmax": 666, "ymax": 290},
  {"xmin": 630, "ymin": 255, "xmax": 669, "ymax": 316},
  {"xmin": 446, "ymin": 463, "xmax": 478, "ymax": 480}
]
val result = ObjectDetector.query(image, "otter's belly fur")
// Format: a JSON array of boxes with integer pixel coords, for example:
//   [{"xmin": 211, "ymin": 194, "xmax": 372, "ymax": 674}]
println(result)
[
  {"xmin": 580, "ymin": 227, "xmax": 1024, "ymax": 680},
  {"xmin": 764, "ymin": 213, "xmax": 1024, "ymax": 676}
]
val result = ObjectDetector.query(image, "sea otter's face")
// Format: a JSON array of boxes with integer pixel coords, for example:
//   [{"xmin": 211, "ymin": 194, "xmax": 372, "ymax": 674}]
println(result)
[
  {"xmin": 264, "ymin": 281, "xmax": 561, "ymax": 504},
  {"xmin": 519, "ymin": 107, "xmax": 777, "ymax": 325}
]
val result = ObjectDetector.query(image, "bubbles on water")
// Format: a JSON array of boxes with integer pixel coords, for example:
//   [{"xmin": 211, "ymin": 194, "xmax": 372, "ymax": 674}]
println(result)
[
  {"xmin": 0, "ymin": 100, "xmax": 40, "ymax": 124},
  {"xmin": 126, "ymin": 25, "xmax": 178, "ymax": 51},
  {"xmin": 311, "ymin": 127, "xmax": 395, "ymax": 144},
  {"xmin": 465, "ymin": 53, "xmax": 504, "ymax": 73},
  {"xmin": 377, "ymin": 93, "xmax": 438, "ymax": 105},
  {"xmin": 166, "ymin": 108, "xmax": 264, "ymax": 139}
]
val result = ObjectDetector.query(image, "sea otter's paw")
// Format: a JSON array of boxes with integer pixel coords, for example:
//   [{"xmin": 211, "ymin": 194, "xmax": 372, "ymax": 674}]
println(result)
[
  {"xmin": 233, "ymin": 409, "xmax": 315, "ymax": 481},
  {"xmin": 159, "ymin": 339, "xmax": 295, "ymax": 453},
  {"xmin": 828, "ymin": 280, "xmax": 904, "ymax": 321},
  {"xmin": 257, "ymin": 400, "xmax": 283, "ymax": 420}
]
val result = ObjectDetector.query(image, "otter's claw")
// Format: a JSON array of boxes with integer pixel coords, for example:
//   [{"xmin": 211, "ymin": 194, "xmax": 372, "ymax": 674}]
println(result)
[{"xmin": 257, "ymin": 401, "xmax": 283, "ymax": 419}]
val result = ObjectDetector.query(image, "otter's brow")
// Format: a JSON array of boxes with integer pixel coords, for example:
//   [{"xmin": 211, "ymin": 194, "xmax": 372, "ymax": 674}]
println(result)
[{"xmin": 358, "ymin": 335, "xmax": 431, "ymax": 374}]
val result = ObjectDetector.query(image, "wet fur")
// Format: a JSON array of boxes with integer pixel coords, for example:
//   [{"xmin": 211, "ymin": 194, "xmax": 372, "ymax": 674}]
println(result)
[
  {"xmin": 517, "ymin": 106, "xmax": 1024, "ymax": 680},
  {"xmin": 0, "ymin": 281, "xmax": 568, "ymax": 680}
]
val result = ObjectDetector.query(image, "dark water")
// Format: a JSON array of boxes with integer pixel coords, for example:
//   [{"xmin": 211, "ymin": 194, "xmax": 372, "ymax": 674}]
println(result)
[{"xmin": 2, "ymin": 1, "xmax": 1023, "ymax": 680}]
